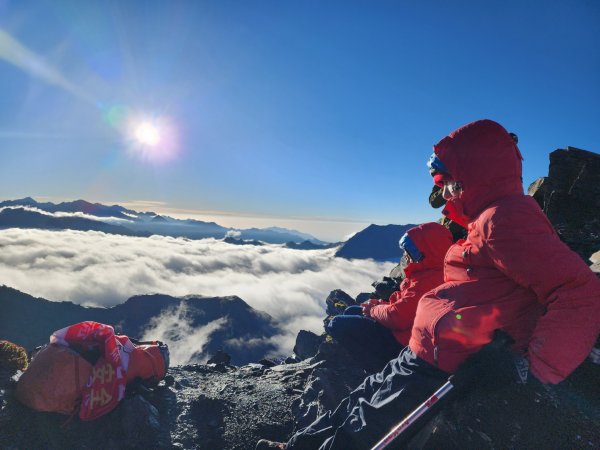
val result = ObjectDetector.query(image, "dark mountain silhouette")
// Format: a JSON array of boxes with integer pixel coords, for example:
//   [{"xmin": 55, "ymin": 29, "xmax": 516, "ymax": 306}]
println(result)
[
  {"xmin": 335, "ymin": 223, "xmax": 416, "ymax": 261},
  {"xmin": 284, "ymin": 240, "xmax": 339, "ymax": 250},
  {"xmin": 0, "ymin": 286, "xmax": 278, "ymax": 365},
  {"xmin": 223, "ymin": 236, "xmax": 264, "ymax": 246}
]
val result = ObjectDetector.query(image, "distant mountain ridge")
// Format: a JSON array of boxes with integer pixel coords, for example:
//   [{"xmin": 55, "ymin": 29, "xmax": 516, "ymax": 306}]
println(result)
[
  {"xmin": 0, "ymin": 198, "xmax": 421, "ymax": 259},
  {"xmin": 0, "ymin": 207, "xmax": 147, "ymax": 237},
  {"xmin": 0, "ymin": 285, "xmax": 278, "ymax": 365},
  {"xmin": 335, "ymin": 223, "xmax": 417, "ymax": 261},
  {"xmin": 0, "ymin": 197, "xmax": 327, "ymax": 245}
]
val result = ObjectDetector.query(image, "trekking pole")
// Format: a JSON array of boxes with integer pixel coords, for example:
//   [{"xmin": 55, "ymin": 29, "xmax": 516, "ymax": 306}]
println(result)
[{"xmin": 370, "ymin": 377, "xmax": 455, "ymax": 450}]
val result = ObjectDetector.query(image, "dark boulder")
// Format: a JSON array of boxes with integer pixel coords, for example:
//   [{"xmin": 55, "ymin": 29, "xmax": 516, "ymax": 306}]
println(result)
[
  {"xmin": 258, "ymin": 359, "xmax": 278, "ymax": 368},
  {"xmin": 324, "ymin": 289, "xmax": 355, "ymax": 316},
  {"xmin": 292, "ymin": 330, "xmax": 324, "ymax": 361},
  {"xmin": 528, "ymin": 146, "xmax": 600, "ymax": 261},
  {"xmin": 207, "ymin": 350, "xmax": 232, "ymax": 366},
  {"xmin": 355, "ymin": 292, "xmax": 373, "ymax": 304}
]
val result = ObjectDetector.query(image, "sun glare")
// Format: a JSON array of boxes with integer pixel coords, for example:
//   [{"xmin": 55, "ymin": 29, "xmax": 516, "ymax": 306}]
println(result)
[
  {"xmin": 134, "ymin": 122, "xmax": 160, "ymax": 147},
  {"xmin": 104, "ymin": 106, "xmax": 180, "ymax": 163}
]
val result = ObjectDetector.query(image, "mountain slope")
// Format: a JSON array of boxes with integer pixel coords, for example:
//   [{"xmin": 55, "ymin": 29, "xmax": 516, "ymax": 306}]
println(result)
[
  {"xmin": 335, "ymin": 223, "xmax": 416, "ymax": 261},
  {"xmin": 0, "ymin": 286, "xmax": 278, "ymax": 365}
]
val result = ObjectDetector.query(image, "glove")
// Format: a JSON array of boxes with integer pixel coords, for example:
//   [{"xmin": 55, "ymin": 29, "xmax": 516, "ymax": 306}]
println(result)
[
  {"xmin": 452, "ymin": 330, "xmax": 535, "ymax": 390},
  {"xmin": 371, "ymin": 277, "xmax": 400, "ymax": 301},
  {"xmin": 362, "ymin": 299, "xmax": 382, "ymax": 317}
]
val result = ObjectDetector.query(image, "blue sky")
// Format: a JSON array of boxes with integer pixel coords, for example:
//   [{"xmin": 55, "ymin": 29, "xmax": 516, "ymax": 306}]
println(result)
[{"xmin": 0, "ymin": 0, "xmax": 598, "ymax": 241}]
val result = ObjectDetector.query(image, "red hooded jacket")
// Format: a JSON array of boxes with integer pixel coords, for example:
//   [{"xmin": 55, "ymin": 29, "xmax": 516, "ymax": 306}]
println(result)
[
  {"xmin": 370, "ymin": 223, "xmax": 452, "ymax": 346},
  {"xmin": 409, "ymin": 119, "xmax": 600, "ymax": 383}
]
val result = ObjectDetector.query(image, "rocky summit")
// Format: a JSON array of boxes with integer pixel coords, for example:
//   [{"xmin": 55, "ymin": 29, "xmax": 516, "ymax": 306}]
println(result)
[
  {"xmin": 528, "ymin": 146, "xmax": 600, "ymax": 261},
  {"xmin": 1, "ymin": 330, "xmax": 599, "ymax": 449}
]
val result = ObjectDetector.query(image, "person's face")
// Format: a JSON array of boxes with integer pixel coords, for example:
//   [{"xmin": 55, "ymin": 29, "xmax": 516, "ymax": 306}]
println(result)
[
  {"xmin": 399, "ymin": 251, "xmax": 412, "ymax": 270},
  {"xmin": 442, "ymin": 180, "xmax": 463, "ymax": 201}
]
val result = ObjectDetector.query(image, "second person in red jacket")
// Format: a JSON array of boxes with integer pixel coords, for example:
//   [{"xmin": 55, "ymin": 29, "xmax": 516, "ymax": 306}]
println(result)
[
  {"xmin": 326, "ymin": 222, "xmax": 452, "ymax": 371},
  {"xmin": 367, "ymin": 222, "xmax": 453, "ymax": 345}
]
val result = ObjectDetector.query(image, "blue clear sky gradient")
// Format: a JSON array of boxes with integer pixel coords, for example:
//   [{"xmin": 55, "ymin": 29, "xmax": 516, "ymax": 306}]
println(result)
[{"xmin": 0, "ymin": 1, "xmax": 598, "ymax": 241}]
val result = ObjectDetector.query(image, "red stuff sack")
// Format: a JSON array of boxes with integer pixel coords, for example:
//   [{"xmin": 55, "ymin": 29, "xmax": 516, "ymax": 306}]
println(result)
[{"xmin": 16, "ymin": 344, "xmax": 93, "ymax": 415}]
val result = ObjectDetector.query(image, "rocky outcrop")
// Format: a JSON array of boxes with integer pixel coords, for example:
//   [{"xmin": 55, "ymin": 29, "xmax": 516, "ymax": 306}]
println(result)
[
  {"xmin": 324, "ymin": 289, "xmax": 356, "ymax": 316},
  {"xmin": 2, "ymin": 336, "xmax": 598, "ymax": 449},
  {"xmin": 0, "ymin": 361, "xmax": 308, "ymax": 449},
  {"xmin": 528, "ymin": 147, "xmax": 600, "ymax": 261},
  {"xmin": 292, "ymin": 330, "xmax": 323, "ymax": 361},
  {"xmin": 223, "ymin": 236, "xmax": 264, "ymax": 246}
]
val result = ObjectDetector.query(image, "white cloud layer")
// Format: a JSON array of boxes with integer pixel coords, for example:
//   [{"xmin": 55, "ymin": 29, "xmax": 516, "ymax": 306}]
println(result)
[
  {"xmin": 224, "ymin": 229, "xmax": 241, "ymax": 238},
  {"xmin": 0, "ymin": 228, "xmax": 394, "ymax": 357},
  {"xmin": 141, "ymin": 303, "xmax": 227, "ymax": 365},
  {"xmin": 0, "ymin": 205, "xmax": 133, "ymax": 224}
]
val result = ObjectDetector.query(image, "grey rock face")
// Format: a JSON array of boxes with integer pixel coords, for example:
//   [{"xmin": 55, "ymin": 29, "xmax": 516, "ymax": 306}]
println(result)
[
  {"xmin": 528, "ymin": 147, "xmax": 600, "ymax": 261},
  {"xmin": 0, "ymin": 361, "xmax": 307, "ymax": 449},
  {"xmin": 292, "ymin": 330, "xmax": 323, "ymax": 361}
]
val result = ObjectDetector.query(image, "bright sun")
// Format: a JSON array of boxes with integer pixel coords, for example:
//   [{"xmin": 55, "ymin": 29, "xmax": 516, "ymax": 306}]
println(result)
[
  {"xmin": 123, "ymin": 113, "xmax": 179, "ymax": 163},
  {"xmin": 134, "ymin": 122, "xmax": 160, "ymax": 147}
]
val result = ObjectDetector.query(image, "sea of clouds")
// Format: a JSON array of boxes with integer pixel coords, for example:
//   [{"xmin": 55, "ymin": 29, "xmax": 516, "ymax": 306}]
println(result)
[
  {"xmin": 0, "ymin": 228, "xmax": 395, "ymax": 362},
  {"xmin": 0, "ymin": 205, "xmax": 133, "ymax": 224}
]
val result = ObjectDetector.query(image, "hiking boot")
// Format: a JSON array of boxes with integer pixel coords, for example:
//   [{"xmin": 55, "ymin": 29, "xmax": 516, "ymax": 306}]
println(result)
[{"xmin": 255, "ymin": 439, "xmax": 286, "ymax": 450}]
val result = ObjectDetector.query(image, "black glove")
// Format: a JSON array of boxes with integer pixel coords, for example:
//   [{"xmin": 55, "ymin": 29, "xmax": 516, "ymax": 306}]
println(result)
[
  {"xmin": 371, "ymin": 277, "xmax": 399, "ymax": 301},
  {"xmin": 452, "ymin": 330, "xmax": 533, "ymax": 390}
]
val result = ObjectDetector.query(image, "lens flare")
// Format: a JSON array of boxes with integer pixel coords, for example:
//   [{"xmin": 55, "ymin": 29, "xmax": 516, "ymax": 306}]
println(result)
[{"xmin": 98, "ymin": 102, "xmax": 180, "ymax": 164}]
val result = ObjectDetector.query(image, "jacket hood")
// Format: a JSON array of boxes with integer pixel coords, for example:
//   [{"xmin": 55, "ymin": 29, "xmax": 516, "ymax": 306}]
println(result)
[
  {"xmin": 404, "ymin": 222, "xmax": 453, "ymax": 275},
  {"xmin": 433, "ymin": 119, "xmax": 524, "ymax": 225}
]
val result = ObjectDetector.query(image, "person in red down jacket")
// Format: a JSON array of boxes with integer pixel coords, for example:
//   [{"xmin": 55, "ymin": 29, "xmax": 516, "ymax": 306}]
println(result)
[
  {"xmin": 417, "ymin": 119, "xmax": 600, "ymax": 383},
  {"xmin": 326, "ymin": 222, "xmax": 452, "ymax": 372},
  {"xmin": 256, "ymin": 119, "xmax": 600, "ymax": 450}
]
